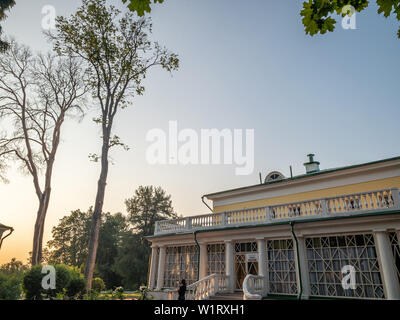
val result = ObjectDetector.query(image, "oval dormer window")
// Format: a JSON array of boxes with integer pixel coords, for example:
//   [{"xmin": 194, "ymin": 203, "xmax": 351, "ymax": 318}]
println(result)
[{"xmin": 265, "ymin": 171, "xmax": 285, "ymax": 183}]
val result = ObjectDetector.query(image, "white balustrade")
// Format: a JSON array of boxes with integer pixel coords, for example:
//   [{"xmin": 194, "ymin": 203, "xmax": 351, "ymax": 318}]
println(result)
[
  {"xmin": 166, "ymin": 274, "xmax": 229, "ymax": 300},
  {"xmin": 242, "ymin": 274, "xmax": 264, "ymax": 300},
  {"xmin": 155, "ymin": 188, "xmax": 400, "ymax": 235}
]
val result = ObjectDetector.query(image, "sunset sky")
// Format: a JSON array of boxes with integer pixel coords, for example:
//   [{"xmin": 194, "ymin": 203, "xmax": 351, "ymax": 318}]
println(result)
[{"xmin": 1, "ymin": 0, "xmax": 400, "ymax": 264}]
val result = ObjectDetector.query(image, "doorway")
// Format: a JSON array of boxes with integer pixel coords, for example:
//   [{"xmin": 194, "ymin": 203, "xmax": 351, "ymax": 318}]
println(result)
[{"xmin": 234, "ymin": 242, "xmax": 258, "ymax": 290}]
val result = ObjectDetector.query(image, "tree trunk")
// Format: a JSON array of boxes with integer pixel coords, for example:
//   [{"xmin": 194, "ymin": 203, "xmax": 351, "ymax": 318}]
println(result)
[
  {"xmin": 85, "ymin": 134, "xmax": 110, "ymax": 289},
  {"xmin": 31, "ymin": 188, "xmax": 51, "ymax": 265}
]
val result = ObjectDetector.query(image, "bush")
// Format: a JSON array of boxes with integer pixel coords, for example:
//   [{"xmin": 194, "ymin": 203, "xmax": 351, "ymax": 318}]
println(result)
[
  {"xmin": 113, "ymin": 286, "xmax": 124, "ymax": 300},
  {"xmin": 91, "ymin": 277, "xmax": 105, "ymax": 293},
  {"xmin": 23, "ymin": 265, "xmax": 44, "ymax": 300},
  {"xmin": 0, "ymin": 271, "xmax": 22, "ymax": 300},
  {"xmin": 67, "ymin": 268, "xmax": 86, "ymax": 299},
  {"xmin": 23, "ymin": 264, "xmax": 86, "ymax": 300}
]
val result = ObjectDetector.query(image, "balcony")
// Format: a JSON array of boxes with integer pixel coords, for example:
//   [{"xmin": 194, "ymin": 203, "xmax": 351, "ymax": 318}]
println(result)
[{"xmin": 154, "ymin": 188, "xmax": 400, "ymax": 236}]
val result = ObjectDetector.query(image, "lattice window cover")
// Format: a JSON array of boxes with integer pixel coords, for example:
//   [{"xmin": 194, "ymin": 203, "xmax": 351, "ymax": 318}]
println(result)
[
  {"xmin": 389, "ymin": 232, "xmax": 400, "ymax": 283},
  {"xmin": 305, "ymin": 234, "xmax": 384, "ymax": 299},
  {"xmin": 164, "ymin": 245, "xmax": 198, "ymax": 288},
  {"xmin": 266, "ymin": 239, "xmax": 298, "ymax": 295},
  {"xmin": 235, "ymin": 241, "xmax": 257, "ymax": 253},
  {"xmin": 207, "ymin": 243, "xmax": 225, "ymax": 275}
]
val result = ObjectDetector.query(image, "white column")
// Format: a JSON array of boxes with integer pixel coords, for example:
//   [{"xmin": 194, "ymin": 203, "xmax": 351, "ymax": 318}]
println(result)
[
  {"xmin": 295, "ymin": 236, "xmax": 311, "ymax": 299},
  {"xmin": 396, "ymin": 229, "xmax": 400, "ymax": 249},
  {"xmin": 374, "ymin": 230, "xmax": 400, "ymax": 299},
  {"xmin": 256, "ymin": 238, "xmax": 267, "ymax": 295},
  {"xmin": 156, "ymin": 245, "xmax": 166, "ymax": 290},
  {"xmin": 199, "ymin": 242, "xmax": 208, "ymax": 279},
  {"xmin": 225, "ymin": 240, "xmax": 235, "ymax": 293},
  {"xmin": 148, "ymin": 245, "xmax": 159, "ymax": 289}
]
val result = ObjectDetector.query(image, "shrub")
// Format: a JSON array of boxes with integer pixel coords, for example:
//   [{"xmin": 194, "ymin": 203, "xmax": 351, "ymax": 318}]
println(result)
[
  {"xmin": 113, "ymin": 286, "xmax": 124, "ymax": 300},
  {"xmin": 48, "ymin": 265, "xmax": 71, "ymax": 298},
  {"xmin": 23, "ymin": 264, "xmax": 86, "ymax": 300},
  {"xmin": 91, "ymin": 277, "xmax": 105, "ymax": 293},
  {"xmin": 67, "ymin": 274, "xmax": 86, "ymax": 299},
  {"xmin": 0, "ymin": 271, "xmax": 22, "ymax": 300},
  {"xmin": 23, "ymin": 265, "xmax": 44, "ymax": 300},
  {"xmin": 83, "ymin": 289, "xmax": 101, "ymax": 300},
  {"xmin": 138, "ymin": 285, "xmax": 149, "ymax": 300}
]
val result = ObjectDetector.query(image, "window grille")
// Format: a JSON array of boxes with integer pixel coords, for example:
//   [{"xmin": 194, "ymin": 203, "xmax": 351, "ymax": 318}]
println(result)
[
  {"xmin": 164, "ymin": 245, "xmax": 199, "ymax": 288},
  {"xmin": 305, "ymin": 234, "xmax": 384, "ymax": 299},
  {"xmin": 207, "ymin": 243, "xmax": 225, "ymax": 275},
  {"xmin": 235, "ymin": 241, "xmax": 257, "ymax": 253},
  {"xmin": 266, "ymin": 239, "xmax": 298, "ymax": 295},
  {"xmin": 389, "ymin": 232, "xmax": 400, "ymax": 283}
]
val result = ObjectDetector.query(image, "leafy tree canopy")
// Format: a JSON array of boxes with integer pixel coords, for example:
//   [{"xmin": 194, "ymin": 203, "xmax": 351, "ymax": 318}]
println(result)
[
  {"xmin": 122, "ymin": 0, "xmax": 164, "ymax": 16},
  {"xmin": 0, "ymin": 0, "xmax": 15, "ymax": 51},
  {"xmin": 122, "ymin": 0, "xmax": 400, "ymax": 39},
  {"xmin": 301, "ymin": 0, "xmax": 400, "ymax": 38},
  {"xmin": 125, "ymin": 185, "xmax": 178, "ymax": 236},
  {"xmin": 45, "ymin": 208, "xmax": 128, "ymax": 289}
]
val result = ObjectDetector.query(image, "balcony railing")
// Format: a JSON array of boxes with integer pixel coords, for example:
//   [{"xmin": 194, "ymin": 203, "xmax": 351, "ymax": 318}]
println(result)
[{"xmin": 154, "ymin": 188, "xmax": 400, "ymax": 235}]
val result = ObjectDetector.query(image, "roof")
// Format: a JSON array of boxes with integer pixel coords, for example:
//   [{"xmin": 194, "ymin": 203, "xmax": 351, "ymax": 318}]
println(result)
[{"xmin": 203, "ymin": 155, "xmax": 400, "ymax": 199}]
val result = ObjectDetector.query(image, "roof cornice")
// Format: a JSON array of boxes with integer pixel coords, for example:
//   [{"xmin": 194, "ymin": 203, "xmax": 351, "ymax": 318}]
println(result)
[{"xmin": 204, "ymin": 156, "xmax": 400, "ymax": 201}]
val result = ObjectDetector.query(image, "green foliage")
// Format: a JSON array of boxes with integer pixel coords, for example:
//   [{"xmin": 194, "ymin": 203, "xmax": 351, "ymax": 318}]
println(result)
[
  {"xmin": 138, "ymin": 285, "xmax": 149, "ymax": 300},
  {"xmin": 50, "ymin": 0, "xmax": 179, "ymax": 117},
  {"xmin": 45, "ymin": 209, "xmax": 127, "ymax": 289},
  {"xmin": 113, "ymin": 286, "xmax": 124, "ymax": 300},
  {"xmin": 23, "ymin": 264, "xmax": 86, "ymax": 300},
  {"xmin": 0, "ymin": 258, "xmax": 26, "ymax": 300},
  {"xmin": 0, "ymin": 271, "xmax": 22, "ymax": 300},
  {"xmin": 45, "ymin": 209, "xmax": 92, "ymax": 267},
  {"xmin": 44, "ymin": 186, "xmax": 176, "ymax": 291},
  {"xmin": 0, "ymin": 0, "xmax": 15, "ymax": 51},
  {"xmin": 300, "ymin": 0, "xmax": 400, "ymax": 38},
  {"xmin": 122, "ymin": 0, "xmax": 164, "ymax": 16},
  {"xmin": 23, "ymin": 265, "xmax": 44, "ymax": 300},
  {"xmin": 0, "ymin": 258, "xmax": 28, "ymax": 278},
  {"xmin": 67, "ymin": 278, "xmax": 86, "ymax": 298},
  {"xmin": 125, "ymin": 185, "xmax": 177, "ymax": 236},
  {"xmin": 66, "ymin": 267, "xmax": 87, "ymax": 298},
  {"xmin": 112, "ymin": 233, "xmax": 150, "ymax": 290},
  {"xmin": 91, "ymin": 277, "xmax": 105, "ymax": 293},
  {"xmin": 49, "ymin": 265, "xmax": 71, "ymax": 298},
  {"xmin": 83, "ymin": 289, "xmax": 101, "ymax": 300}
]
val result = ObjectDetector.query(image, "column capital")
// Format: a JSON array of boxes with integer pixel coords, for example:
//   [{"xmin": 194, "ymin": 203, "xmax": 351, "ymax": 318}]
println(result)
[
  {"xmin": 151, "ymin": 244, "xmax": 159, "ymax": 249},
  {"xmin": 224, "ymin": 239, "xmax": 233, "ymax": 244},
  {"xmin": 255, "ymin": 237, "xmax": 265, "ymax": 241}
]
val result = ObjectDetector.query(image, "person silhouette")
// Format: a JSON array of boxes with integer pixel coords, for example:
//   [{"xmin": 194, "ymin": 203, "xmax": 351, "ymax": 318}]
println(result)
[{"xmin": 177, "ymin": 279, "xmax": 186, "ymax": 301}]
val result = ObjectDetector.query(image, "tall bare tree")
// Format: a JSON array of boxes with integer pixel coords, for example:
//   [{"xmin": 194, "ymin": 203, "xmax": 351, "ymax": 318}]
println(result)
[
  {"xmin": 47, "ymin": 0, "xmax": 179, "ymax": 289},
  {"xmin": 0, "ymin": 40, "xmax": 88, "ymax": 265}
]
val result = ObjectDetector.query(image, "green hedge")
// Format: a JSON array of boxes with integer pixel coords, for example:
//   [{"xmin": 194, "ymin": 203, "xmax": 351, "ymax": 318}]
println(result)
[
  {"xmin": 23, "ymin": 264, "xmax": 86, "ymax": 300},
  {"xmin": 0, "ymin": 271, "xmax": 22, "ymax": 300}
]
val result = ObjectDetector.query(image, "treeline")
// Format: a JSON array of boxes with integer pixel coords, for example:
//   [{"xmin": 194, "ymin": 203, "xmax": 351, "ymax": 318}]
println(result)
[{"xmin": 0, "ymin": 185, "xmax": 178, "ymax": 295}]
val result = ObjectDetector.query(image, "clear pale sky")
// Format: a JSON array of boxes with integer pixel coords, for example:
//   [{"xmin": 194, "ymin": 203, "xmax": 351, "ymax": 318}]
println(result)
[{"xmin": 1, "ymin": 0, "xmax": 400, "ymax": 264}]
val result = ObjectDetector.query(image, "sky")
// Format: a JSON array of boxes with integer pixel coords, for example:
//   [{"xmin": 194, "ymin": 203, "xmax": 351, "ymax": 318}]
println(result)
[{"xmin": 1, "ymin": 0, "xmax": 400, "ymax": 264}]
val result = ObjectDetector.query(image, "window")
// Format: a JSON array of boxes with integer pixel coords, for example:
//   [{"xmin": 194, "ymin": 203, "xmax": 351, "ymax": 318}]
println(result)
[
  {"xmin": 305, "ymin": 234, "xmax": 384, "ymax": 299},
  {"xmin": 207, "ymin": 243, "xmax": 225, "ymax": 275},
  {"xmin": 164, "ymin": 245, "xmax": 199, "ymax": 288},
  {"xmin": 389, "ymin": 232, "xmax": 400, "ymax": 283},
  {"xmin": 267, "ymin": 239, "xmax": 298, "ymax": 295}
]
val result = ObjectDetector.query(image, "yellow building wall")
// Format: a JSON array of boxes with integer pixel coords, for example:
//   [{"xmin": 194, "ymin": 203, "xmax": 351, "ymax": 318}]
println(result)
[{"xmin": 213, "ymin": 176, "xmax": 400, "ymax": 213}]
